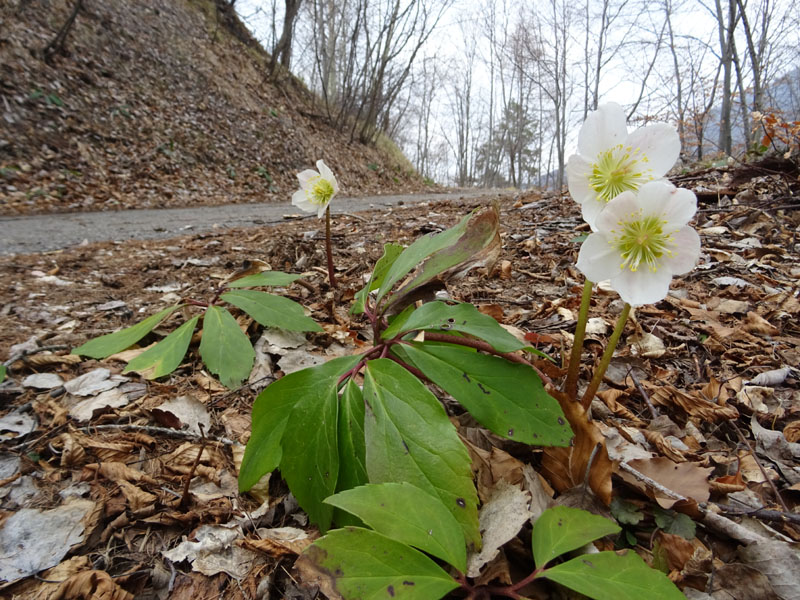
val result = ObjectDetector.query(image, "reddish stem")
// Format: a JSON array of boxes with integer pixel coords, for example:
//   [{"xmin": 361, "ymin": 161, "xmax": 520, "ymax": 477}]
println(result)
[
  {"xmin": 325, "ymin": 206, "xmax": 337, "ymax": 289},
  {"xmin": 422, "ymin": 332, "xmax": 554, "ymax": 387}
]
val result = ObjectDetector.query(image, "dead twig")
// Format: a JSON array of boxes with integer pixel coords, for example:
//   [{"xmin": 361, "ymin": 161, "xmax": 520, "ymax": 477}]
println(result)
[
  {"xmin": 79, "ymin": 423, "xmax": 235, "ymax": 446},
  {"xmin": 715, "ymin": 505, "xmax": 800, "ymax": 526},
  {"xmin": 179, "ymin": 423, "xmax": 206, "ymax": 509},
  {"xmin": 627, "ymin": 368, "xmax": 659, "ymax": 420},
  {"xmin": 730, "ymin": 420, "xmax": 790, "ymax": 513}
]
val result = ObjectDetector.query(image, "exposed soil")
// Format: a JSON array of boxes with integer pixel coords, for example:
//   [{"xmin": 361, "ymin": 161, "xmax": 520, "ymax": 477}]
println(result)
[{"xmin": 0, "ymin": 161, "xmax": 799, "ymax": 599}]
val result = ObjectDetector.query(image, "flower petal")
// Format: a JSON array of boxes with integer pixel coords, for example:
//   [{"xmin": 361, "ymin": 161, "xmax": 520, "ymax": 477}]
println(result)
[
  {"xmin": 625, "ymin": 122, "xmax": 680, "ymax": 177},
  {"xmin": 578, "ymin": 103, "xmax": 628, "ymax": 158},
  {"xmin": 662, "ymin": 226, "xmax": 701, "ymax": 275},
  {"xmin": 635, "ymin": 181, "xmax": 677, "ymax": 218},
  {"xmin": 660, "ymin": 187, "xmax": 697, "ymax": 229},
  {"xmin": 317, "ymin": 160, "xmax": 339, "ymax": 192},
  {"xmin": 297, "ymin": 169, "xmax": 319, "ymax": 188},
  {"xmin": 291, "ymin": 189, "xmax": 315, "ymax": 213},
  {"xmin": 594, "ymin": 191, "xmax": 639, "ymax": 233},
  {"xmin": 576, "ymin": 233, "xmax": 621, "ymax": 283},
  {"xmin": 611, "ymin": 266, "xmax": 672, "ymax": 306},
  {"xmin": 567, "ymin": 154, "xmax": 593, "ymax": 206},
  {"xmin": 316, "ymin": 200, "xmax": 330, "ymax": 219}
]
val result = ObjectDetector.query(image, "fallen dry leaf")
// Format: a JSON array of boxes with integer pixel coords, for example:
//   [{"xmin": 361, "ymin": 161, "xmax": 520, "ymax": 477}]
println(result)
[
  {"xmin": 541, "ymin": 389, "xmax": 613, "ymax": 505},
  {"xmin": 622, "ymin": 457, "xmax": 713, "ymax": 509}
]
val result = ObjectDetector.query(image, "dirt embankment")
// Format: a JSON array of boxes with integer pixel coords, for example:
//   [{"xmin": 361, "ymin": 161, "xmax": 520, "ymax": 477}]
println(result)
[{"xmin": 0, "ymin": 0, "xmax": 427, "ymax": 217}]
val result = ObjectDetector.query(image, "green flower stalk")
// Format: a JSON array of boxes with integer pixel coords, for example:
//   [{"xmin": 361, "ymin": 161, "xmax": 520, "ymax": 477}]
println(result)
[{"xmin": 292, "ymin": 159, "xmax": 340, "ymax": 288}]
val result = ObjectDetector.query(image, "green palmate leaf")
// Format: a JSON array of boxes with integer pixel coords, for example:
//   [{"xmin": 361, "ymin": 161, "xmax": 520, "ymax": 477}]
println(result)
[
  {"xmin": 281, "ymin": 370, "xmax": 341, "ymax": 531},
  {"xmin": 123, "ymin": 315, "xmax": 199, "ymax": 379},
  {"xmin": 380, "ymin": 207, "xmax": 499, "ymax": 313},
  {"xmin": 72, "ymin": 305, "xmax": 184, "ymax": 359},
  {"xmin": 375, "ymin": 212, "xmax": 473, "ymax": 308},
  {"xmin": 610, "ymin": 497, "xmax": 644, "ymax": 526},
  {"xmin": 221, "ymin": 289, "xmax": 322, "ymax": 332},
  {"xmin": 352, "ymin": 243, "xmax": 404, "ymax": 315},
  {"xmin": 363, "ymin": 359, "xmax": 480, "ymax": 547},
  {"xmin": 543, "ymin": 550, "xmax": 685, "ymax": 600},
  {"xmin": 532, "ymin": 506, "xmax": 621, "ymax": 568},
  {"xmin": 325, "ymin": 482, "xmax": 467, "ymax": 572},
  {"xmin": 654, "ymin": 507, "xmax": 696, "ymax": 539},
  {"xmin": 239, "ymin": 355, "xmax": 359, "ymax": 492},
  {"xmin": 304, "ymin": 528, "xmax": 459, "ymax": 600},
  {"xmin": 226, "ymin": 271, "xmax": 303, "ymax": 288},
  {"xmin": 198, "ymin": 305, "xmax": 255, "ymax": 388},
  {"xmin": 382, "ymin": 301, "xmax": 528, "ymax": 353},
  {"xmin": 401, "ymin": 343, "xmax": 571, "ymax": 446}
]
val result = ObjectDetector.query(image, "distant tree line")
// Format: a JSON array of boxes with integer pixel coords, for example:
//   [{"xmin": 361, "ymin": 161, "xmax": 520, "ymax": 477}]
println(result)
[{"xmin": 241, "ymin": 0, "xmax": 798, "ymax": 186}]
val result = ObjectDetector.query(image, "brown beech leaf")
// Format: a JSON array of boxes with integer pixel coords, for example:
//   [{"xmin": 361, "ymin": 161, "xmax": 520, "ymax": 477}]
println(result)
[
  {"xmin": 642, "ymin": 429, "xmax": 688, "ymax": 463},
  {"xmin": 82, "ymin": 462, "xmax": 158, "ymax": 485},
  {"xmin": 49, "ymin": 570, "xmax": 134, "ymax": 600},
  {"xmin": 624, "ymin": 457, "xmax": 712, "ymax": 508},
  {"xmin": 647, "ymin": 383, "xmax": 739, "ymax": 422},
  {"xmin": 240, "ymin": 527, "xmax": 315, "ymax": 557},
  {"xmin": 541, "ymin": 389, "xmax": 613, "ymax": 505},
  {"xmin": 743, "ymin": 311, "xmax": 780, "ymax": 336},
  {"xmin": 654, "ymin": 530, "xmax": 702, "ymax": 573},
  {"xmin": 596, "ymin": 389, "xmax": 645, "ymax": 425}
]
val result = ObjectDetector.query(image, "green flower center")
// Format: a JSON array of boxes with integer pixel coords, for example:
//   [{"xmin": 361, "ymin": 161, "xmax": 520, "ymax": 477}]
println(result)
[
  {"xmin": 588, "ymin": 144, "xmax": 652, "ymax": 203},
  {"xmin": 611, "ymin": 212, "xmax": 674, "ymax": 273},
  {"xmin": 309, "ymin": 177, "xmax": 335, "ymax": 205}
]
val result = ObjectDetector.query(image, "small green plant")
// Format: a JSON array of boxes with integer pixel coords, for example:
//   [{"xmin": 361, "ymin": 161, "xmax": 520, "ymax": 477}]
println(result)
[
  {"xmin": 254, "ymin": 166, "xmax": 272, "ymax": 182},
  {"xmin": 367, "ymin": 162, "xmax": 379, "ymax": 171},
  {"xmin": 0, "ymin": 364, "xmax": 6, "ymax": 384},
  {"xmin": 72, "ymin": 270, "xmax": 321, "ymax": 388},
  {"xmin": 29, "ymin": 89, "xmax": 64, "ymax": 106},
  {"xmin": 301, "ymin": 483, "xmax": 684, "ymax": 600},
  {"xmin": 239, "ymin": 206, "xmax": 572, "ymax": 539}
]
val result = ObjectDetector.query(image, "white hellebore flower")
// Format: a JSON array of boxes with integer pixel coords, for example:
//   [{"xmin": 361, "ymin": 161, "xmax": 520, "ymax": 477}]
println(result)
[
  {"xmin": 292, "ymin": 159, "xmax": 339, "ymax": 218},
  {"xmin": 567, "ymin": 102, "xmax": 680, "ymax": 230},
  {"xmin": 576, "ymin": 181, "xmax": 701, "ymax": 307}
]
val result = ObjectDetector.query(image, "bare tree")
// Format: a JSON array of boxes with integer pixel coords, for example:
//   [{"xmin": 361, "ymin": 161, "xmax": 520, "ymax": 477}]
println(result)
[
  {"xmin": 268, "ymin": 0, "xmax": 303, "ymax": 77},
  {"xmin": 710, "ymin": 0, "xmax": 741, "ymax": 155},
  {"xmin": 42, "ymin": 0, "xmax": 82, "ymax": 62}
]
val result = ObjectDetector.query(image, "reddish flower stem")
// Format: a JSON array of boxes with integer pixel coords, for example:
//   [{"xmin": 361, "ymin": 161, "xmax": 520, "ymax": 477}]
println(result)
[{"xmin": 325, "ymin": 206, "xmax": 337, "ymax": 289}]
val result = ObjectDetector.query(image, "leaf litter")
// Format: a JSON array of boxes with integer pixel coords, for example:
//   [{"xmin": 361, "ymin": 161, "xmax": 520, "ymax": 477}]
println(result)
[{"xmin": 0, "ymin": 159, "xmax": 799, "ymax": 598}]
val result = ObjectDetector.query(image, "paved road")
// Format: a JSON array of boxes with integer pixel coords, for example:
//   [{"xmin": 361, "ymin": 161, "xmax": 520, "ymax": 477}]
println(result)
[{"xmin": 0, "ymin": 190, "xmax": 508, "ymax": 255}]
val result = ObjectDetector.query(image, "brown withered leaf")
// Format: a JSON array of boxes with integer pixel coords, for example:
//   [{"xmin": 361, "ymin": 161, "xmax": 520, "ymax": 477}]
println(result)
[
  {"xmin": 86, "ymin": 440, "xmax": 137, "ymax": 463},
  {"xmin": 654, "ymin": 530, "xmax": 701, "ymax": 573},
  {"xmin": 541, "ymin": 389, "xmax": 613, "ymax": 505},
  {"xmin": 82, "ymin": 462, "xmax": 158, "ymax": 485},
  {"xmin": 642, "ymin": 429, "xmax": 688, "ymax": 463},
  {"xmin": 460, "ymin": 435, "xmax": 527, "ymax": 503},
  {"xmin": 744, "ymin": 311, "xmax": 780, "ymax": 336},
  {"xmin": 647, "ymin": 383, "xmax": 739, "ymax": 422},
  {"xmin": 162, "ymin": 442, "xmax": 225, "ymax": 468},
  {"xmin": 596, "ymin": 389, "xmax": 645, "ymax": 425},
  {"xmin": 784, "ymin": 420, "xmax": 800, "ymax": 443},
  {"xmin": 116, "ymin": 480, "xmax": 157, "ymax": 513},
  {"xmin": 59, "ymin": 432, "xmax": 87, "ymax": 467},
  {"xmin": 25, "ymin": 353, "xmax": 82, "ymax": 368},
  {"xmin": 49, "ymin": 570, "xmax": 133, "ymax": 600},
  {"xmin": 240, "ymin": 527, "xmax": 316, "ymax": 557},
  {"xmin": 623, "ymin": 457, "xmax": 713, "ymax": 508},
  {"xmin": 477, "ymin": 303, "xmax": 504, "ymax": 322},
  {"xmin": 710, "ymin": 469, "xmax": 747, "ymax": 494}
]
